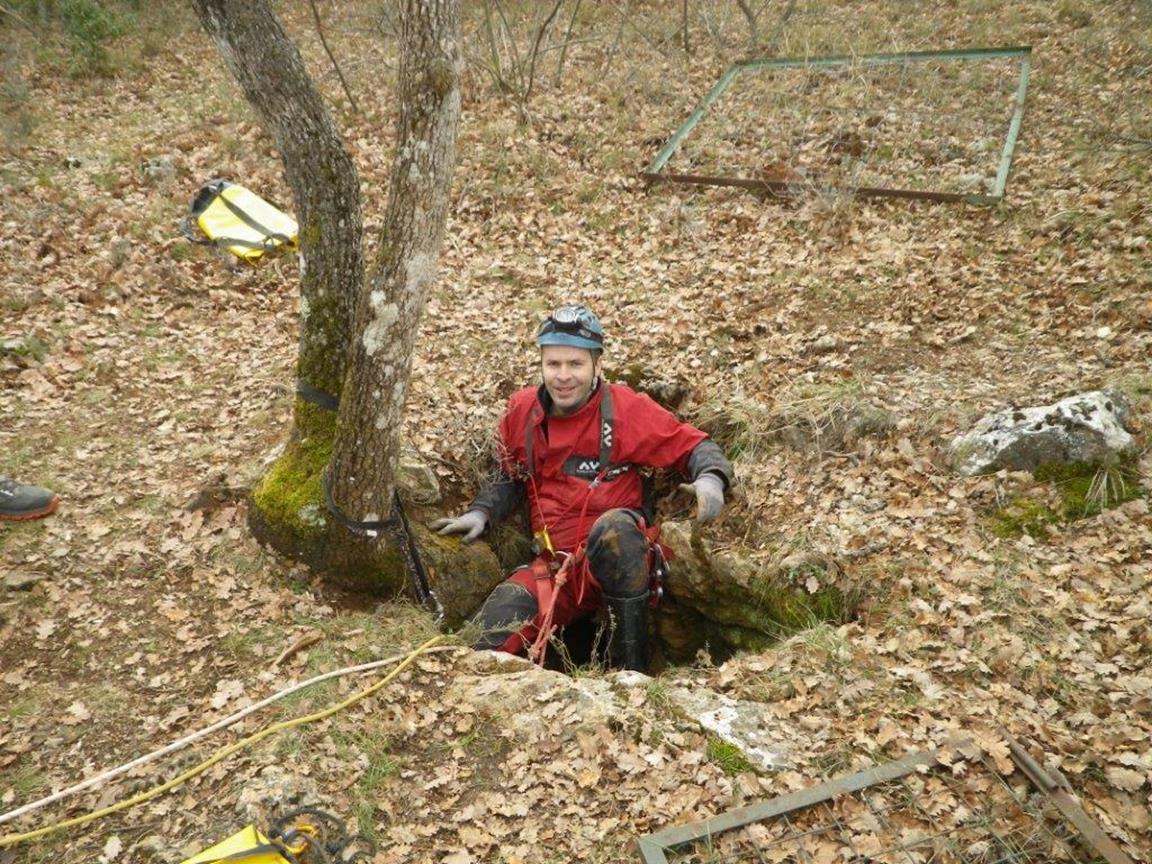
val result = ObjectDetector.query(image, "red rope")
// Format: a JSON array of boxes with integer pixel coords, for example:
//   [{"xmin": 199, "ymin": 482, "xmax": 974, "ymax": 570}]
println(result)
[{"xmin": 527, "ymin": 545, "xmax": 584, "ymax": 664}]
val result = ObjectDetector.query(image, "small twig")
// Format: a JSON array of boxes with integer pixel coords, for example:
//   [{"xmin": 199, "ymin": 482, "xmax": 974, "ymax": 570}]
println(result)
[
  {"xmin": 522, "ymin": 0, "xmax": 564, "ymax": 105},
  {"xmin": 681, "ymin": 0, "xmax": 690, "ymax": 55},
  {"xmin": 308, "ymin": 0, "xmax": 360, "ymax": 114},
  {"xmin": 552, "ymin": 0, "xmax": 584, "ymax": 87},
  {"xmin": 272, "ymin": 629, "xmax": 325, "ymax": 668},
  {"xmin": 734, "ymin": 0, "xmax": 759, "ymax": 50},
  {"xmin": 599, "ymin": 0, "xmax": 633, "ymax": 74},
  {"xmin": 1114, "ymin": 135, "xmax": 1152, "ymax": 150}
]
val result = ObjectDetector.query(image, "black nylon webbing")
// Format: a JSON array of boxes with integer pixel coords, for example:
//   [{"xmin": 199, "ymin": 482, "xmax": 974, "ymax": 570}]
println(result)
[
  {"xmin": 599, "ymin": 384, "xmax": 614, "ymax": 470},
  {"xmin": 322, "ymin": 469, "xmax": 398, "ymax": 537},
  {"xmin": 296, "ymin": 380, "xmax": 339, "ymax": 411},
  {"xmin": 218, "ymin": 191, "xmax": 293, "ymax": 246}
]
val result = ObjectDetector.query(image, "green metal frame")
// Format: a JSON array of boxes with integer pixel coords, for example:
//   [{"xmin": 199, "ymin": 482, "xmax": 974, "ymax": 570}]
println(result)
[{"xmin": 644, "ymin": 46, "xmax": 1032, "ymax": 205}]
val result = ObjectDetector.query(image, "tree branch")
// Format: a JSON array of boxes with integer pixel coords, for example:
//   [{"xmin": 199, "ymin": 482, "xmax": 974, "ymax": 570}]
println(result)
[{"xmin": 308, "ymin": 0, "xmax": 361, "ymax": 114}]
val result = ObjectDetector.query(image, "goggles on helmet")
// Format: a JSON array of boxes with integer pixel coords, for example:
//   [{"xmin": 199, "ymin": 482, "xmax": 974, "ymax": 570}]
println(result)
[{"xmin": 537, "ymin": 305, "xmax": 604, "ymax": 345}]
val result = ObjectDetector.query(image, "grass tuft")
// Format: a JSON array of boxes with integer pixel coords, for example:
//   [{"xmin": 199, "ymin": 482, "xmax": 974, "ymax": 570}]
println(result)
[{"xmin": 706, "ymin": 736, "xmax": 755, "ymax": 776}]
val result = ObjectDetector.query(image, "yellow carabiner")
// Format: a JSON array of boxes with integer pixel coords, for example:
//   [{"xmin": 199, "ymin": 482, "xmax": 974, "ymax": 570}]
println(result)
[
  {"xmin": 281, "ymin": 821, "xmax": 320, "ymax": 857},
  {"xmin": 534, "ymin": 527, "xmax": 555, "ymax": 556}
]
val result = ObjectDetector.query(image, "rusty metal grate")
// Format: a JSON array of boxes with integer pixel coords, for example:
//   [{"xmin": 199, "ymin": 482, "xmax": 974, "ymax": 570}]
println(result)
[{"xmin": 636, "ymin": 737, "xmax": 1135, "ymax": 864}]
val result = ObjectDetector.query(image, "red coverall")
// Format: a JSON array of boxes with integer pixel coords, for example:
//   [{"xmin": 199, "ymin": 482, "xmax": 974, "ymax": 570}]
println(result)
[{"xmin": 474, "ymin": 381, "xmax": 713, "ymax": 652}]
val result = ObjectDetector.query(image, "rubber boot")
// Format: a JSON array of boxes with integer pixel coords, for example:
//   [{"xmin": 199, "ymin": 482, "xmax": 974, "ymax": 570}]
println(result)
[
  {"xmin": 604, "ymin": 592, "xmax": 649, "ymax": 672},
  {"xmin": 469, "ymin": 580, "xmax": 538, "ymax": 652}
]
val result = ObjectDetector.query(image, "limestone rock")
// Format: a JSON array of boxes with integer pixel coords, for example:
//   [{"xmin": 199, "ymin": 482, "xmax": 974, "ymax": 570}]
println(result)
[
  {"xmin": 397, "ymin": 451, "xmax": 441, "ymax": 504},
  {"xmin": 447, "ymin": 658, "xmax": 792, "ymax": 774},
  {"xmin": 444, "ymin": 655, "xmax": 624, "ymax": 734},
  {"xmin": 657, "ymin": 521, "xmax": 850, "ymax": 658},
  {"xmin": 2, "ymin": 570, "xmax": 47, "ymax": 591},
  {"xmin": 140, "ymin": 156, "xmax": 176, "ymax": 183},
  {"xmin": 773, "ymin": 401, "xmax": 896, "ymax": 452},
  {"xmin": 948, "ymin": 390, "xmax": 1135, "ymax": 476},
  {"xmin": 665, "ymin": 685, "xmax": 791, "ymax": 771},
  {"xmin": 236, "ymin": 765, "xmax": 320, "ymax": 826},
  {"xmin": 615, "ymin": 366, "xmax": 690, "ymax": 410}
]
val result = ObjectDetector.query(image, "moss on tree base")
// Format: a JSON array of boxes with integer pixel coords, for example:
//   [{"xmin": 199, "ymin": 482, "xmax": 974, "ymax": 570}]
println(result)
[{"xmin": 246, "ymin": 405, "xmax": 410, "ymax": 595}]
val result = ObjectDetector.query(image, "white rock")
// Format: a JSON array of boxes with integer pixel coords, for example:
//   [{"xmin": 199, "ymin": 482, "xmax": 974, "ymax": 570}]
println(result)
[
  {"xmin": 948, "ymin": 390, "xmax": 1134, "ymax": 476},
  {"xmin": 666, "ymin": 686, "xmax": 792, "ymax": 772}
]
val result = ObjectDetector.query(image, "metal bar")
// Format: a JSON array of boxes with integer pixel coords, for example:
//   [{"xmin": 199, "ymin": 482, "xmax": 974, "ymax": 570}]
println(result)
[
  {"xmin": 638, "ymin": 749, "xmax": 940, "ymax": 860},
  {"xmin": 735, "ymin": 45, "xmax": 1031, "ymax": 73},
  {"xmin": 980, "ymin": 747, "xmax": 1088, "ymax": 855},
  {"xmin": 634, "ymin": 837, "xmax": 669, "ymax": 864},
  {"xmin": 638, "ymin": 736, "xmax": 1133, "ymax": 864},
  {"xmin": 1004, "ymin": 735, "xmax": 1137, "ymax": 864},
  {"xmin": 991, "ymin": 48, "xmax": 1032, "ymax": 197},
  {"xmin": 641, "ymin": 170, "xmax": 1001, "ymax": 205},
  {"xmin": 646, "ymin": 64, "xmax": 743, "ymax": 173}
]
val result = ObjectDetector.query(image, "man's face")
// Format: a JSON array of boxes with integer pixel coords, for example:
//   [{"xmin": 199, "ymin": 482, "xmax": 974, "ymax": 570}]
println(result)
[{"xmin": 541, "ymin": 345, "xmax": 601, "ymax": 416}]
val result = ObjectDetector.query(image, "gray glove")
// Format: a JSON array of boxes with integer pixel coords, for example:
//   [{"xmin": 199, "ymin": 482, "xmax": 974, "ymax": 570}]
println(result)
[
  {"xmin": 678, "ymin": 473, "xmax": 725, "ymax": 523},
  {"xmin": 430, "ymin": 509, "xmax": 488, "ymax": 543}
]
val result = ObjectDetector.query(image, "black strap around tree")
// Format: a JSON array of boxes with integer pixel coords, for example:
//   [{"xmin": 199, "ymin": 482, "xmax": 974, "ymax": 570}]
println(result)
[
  {"xmin": 320, "ymin": 466, "xmax": 444, "ymax": 623},
  {"xmin": 321, "ymin": 468, "xmax": 398, "ymax": 538},
  {"xmin": 307, "ymin": 377, "xmax": 441, "ymax": 622},
  {"xmin": 296, "ymin": 380, "xmax": 340, "ymax": 411}
]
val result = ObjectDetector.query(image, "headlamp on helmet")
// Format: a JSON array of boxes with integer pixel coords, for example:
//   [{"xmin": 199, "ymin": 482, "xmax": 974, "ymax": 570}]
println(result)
[{"xmin": 536, "ymin": 305, "xmax": 604, "ymax": 351}]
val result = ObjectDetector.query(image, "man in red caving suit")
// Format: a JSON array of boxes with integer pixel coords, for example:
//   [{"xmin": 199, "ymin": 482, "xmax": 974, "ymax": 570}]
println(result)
[{"xmin": 432, "ymin": 305, "xmax": 732, "ymax": 671}]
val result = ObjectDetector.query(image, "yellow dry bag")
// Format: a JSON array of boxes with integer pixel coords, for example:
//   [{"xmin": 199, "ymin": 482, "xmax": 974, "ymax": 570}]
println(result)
[
  {"xmin": 179, "ymin": 824, "xmax": 290, "ymax": 864},
  {"xmin": 188, "ymin": 179, "xmax": 298, "ymax": 264}
]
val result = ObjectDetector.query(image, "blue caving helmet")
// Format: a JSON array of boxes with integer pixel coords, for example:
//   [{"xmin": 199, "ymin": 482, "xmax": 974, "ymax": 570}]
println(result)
[{"xmin": 536, "ymin": 305, "xmax": 605, "ymax": 351}]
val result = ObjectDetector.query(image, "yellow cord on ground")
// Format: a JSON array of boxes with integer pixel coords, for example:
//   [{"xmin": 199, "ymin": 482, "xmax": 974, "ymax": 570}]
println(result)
[{"xmin": 0, "ymin": 635, "xmax": 446, "ymax": 849}]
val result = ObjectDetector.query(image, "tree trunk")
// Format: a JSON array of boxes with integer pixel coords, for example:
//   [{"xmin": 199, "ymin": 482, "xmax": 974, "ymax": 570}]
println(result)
[
  {"xmin": 193, "ymin": 0, "xmax": 462, "ymax": 595},
  {"xmin": 191, "ymin": 0, "xmax": 364, "ymax": 564},
  {"xmin": 325, "ymin": 0, "xmax": 462, "ymax": 591}
]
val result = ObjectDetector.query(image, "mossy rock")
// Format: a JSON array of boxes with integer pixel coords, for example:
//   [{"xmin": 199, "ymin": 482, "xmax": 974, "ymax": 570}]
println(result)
[
  {"xmin": 247, "ymin": 403, "xmax": 506, "ymax": 601},
  {"xmin": 707, "ymin": 736, "xmax": 756, "ymax": 776},
  {"xmin": 658, "ymin": 521, "xmax": 852, "ymax": 656},
  {"xmin": 411, "ymin": 519, "xmax": 507, "ymax": 629},
  {"xmin": 612, "ymin": 364, "xmax": 689, "ymax": 410}
]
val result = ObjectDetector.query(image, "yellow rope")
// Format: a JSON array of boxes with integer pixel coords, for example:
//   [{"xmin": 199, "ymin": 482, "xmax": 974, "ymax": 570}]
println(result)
[{"xmin": 0, "ymin": 635, "xmax": 446, "ymax": 849}]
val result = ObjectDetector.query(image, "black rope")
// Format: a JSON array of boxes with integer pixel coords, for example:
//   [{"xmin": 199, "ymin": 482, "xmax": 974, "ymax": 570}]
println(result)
[
  {"xmin": 269, "ymin": 807, "xmax": 376, "ymax": 864},
  {"xmin": 304, "ymin": 374, "xmax": 440, "ymax": 620},
  {"xmin": 391, "ymin": 489, "xmax": 445, "ymax": 623}
]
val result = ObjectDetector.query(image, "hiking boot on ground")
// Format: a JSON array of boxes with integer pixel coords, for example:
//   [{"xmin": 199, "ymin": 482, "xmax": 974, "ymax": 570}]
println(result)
[{"xmin": 0, "ymin": 476, "xmax": 60, "ymax": 521}]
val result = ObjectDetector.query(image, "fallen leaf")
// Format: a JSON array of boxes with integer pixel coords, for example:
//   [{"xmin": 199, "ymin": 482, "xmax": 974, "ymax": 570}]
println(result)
[{"xmin": 1107, "ymin": 767, "xmax": 1147, "ymax": 792}]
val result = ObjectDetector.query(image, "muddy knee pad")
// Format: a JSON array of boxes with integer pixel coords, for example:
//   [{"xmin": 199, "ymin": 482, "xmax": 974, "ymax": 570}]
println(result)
[
  {"xmin": 586, "ymin": 508, "xmax": 649, "ymax": 597},
  {"xmin": 470, "ymin": 580, "xmax": 538, "ymax": 651}
]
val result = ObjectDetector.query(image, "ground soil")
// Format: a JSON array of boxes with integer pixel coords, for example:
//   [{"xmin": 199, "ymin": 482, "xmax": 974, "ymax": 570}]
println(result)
[{"xmin": 1, "ymin": 1, "xmax": 1150, "ymax": 863}]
